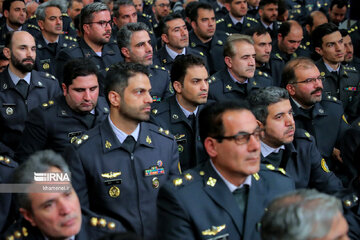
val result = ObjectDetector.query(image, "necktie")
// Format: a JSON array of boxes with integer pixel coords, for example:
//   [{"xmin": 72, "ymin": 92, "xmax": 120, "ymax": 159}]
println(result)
[
  {"xmin": 83, "ymin": 113, "xmax": 95, "ymax": 128},
  {"xmin": 236, "ymin": 82, "xmax": 247, "ymax": 94},
  {"xmin": 233, "ymin": 185, "xmax": 249, "ymax": 213},
  {"xmin": 16, "ymin": 79, "xmax": 29, "ymax": 99},
  {"xmin": 188, "ymin": 113, "xmax": 196, "ymax": 130},
  {"xmin": 48, "ymin": 42, "xmax": 58, "ymax": 53},
  {"xmin": 266, "ymin": 149, "xmax": 284, "ymax": 168},
  {"xmin": 122, "ymin": 135, "xmax": 136, "ymax": 153},
  {"xmin": 235, "ymin": 22, "xmax": 242, "ymax": 32}
]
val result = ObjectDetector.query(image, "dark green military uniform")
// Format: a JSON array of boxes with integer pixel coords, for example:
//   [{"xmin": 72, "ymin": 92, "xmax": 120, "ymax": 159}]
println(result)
[
  {"xmin": 64, "ymin": 119, "xmax": 180, "ymax": 240},
  {"xmin": 0, "ymin": 68, "xmax": 61, "ymax": 157},
  {"xmin": 15, "ymin": 95, "xmax": 109, "ymax": 163},
  {"xmin": 157, "ymin": 162, "xmax": 295, "ymax": 240},
  {"xmin": 208, "ymin": 69, "xmax": 273, "ymax": 102}
]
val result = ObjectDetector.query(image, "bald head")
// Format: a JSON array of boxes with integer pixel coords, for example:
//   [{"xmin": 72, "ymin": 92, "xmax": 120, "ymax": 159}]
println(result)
[
  {"xmin": 278, "ymin": 20, "xmax": 303, "ymax": 54},
  {"xmin": 306, "ymin": 11, "xmax": 328, "ymax": 34}
]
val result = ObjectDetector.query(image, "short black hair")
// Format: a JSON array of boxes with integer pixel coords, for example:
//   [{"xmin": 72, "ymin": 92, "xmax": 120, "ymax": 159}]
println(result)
[
  {"xmin": 185, "ymin": 1, "xmax": 199, "ymax": 19},
  {"xmin": 113, "ymin": 0, "xmax": 134, "ymax": 18},
  {"xmin": 3, "ymin": 0, "xmax": 25, "ymax": 13},
  {"xmin": 105, "ymin": 62, "xmax": 149, "ymax": 105},
  {"xmin": 339, "ymin": 28, "xmax": 349, "ymax": 37},
  {"xmin": 188, "ymin": 2, "xmax": 213, "ymax": 23},
  {"xmin": 243, "ymin": 25, "xmax": 269, "ymax": 37},
  {"xmin": 199, "ymin": 101, "xmax": 251, "ymax": 144},
  {"xmin": 63, "ymin": 58, "xmax": 99, "ymax": 87},
  {"xmin": 259, "ymin": 0, "xmax": 278, "ymax": 9},
  {"xmin": 170, "ymin": 54, "xmax": 206, "ymax": 86},
  {"xmin": 159, "ymin": 12, "xmax": 184, "ymax": 35},
  {"xmin": 330, "ymin": 0, "xmax": 348, "ymax": 10},
  {"xmin": 278, "ymin": 21, "xmax": 293, "ymax": 38},
  {"xmin": 311, "ymin": 22, "xmax": 339, "ymax": 49}
]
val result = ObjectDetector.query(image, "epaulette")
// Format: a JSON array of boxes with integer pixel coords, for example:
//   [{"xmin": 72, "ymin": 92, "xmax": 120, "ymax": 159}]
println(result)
[
  {"xmin": 153, "ymin": 65, "xmax": 166, "ymax": 71},
  {"xmin": 62, "ymin": 13, "xmax": 69, "ymax": 17},
  {"xmin": 5, "ymin": 226, "xmax": 29, "ymax": 239},
  {"xmin": 40, "ymin": 99, "xmax": 55, "ymax": 109},
  {"xmin": 150, "ymin": 100, "xmax": 168, "ymax": 115},
  {"xmin": 216, "ymin": 40, "xmax": 223, "ymax": 46},
  {"xmin": 323, "ymin": 94, "xmax": 341, "ymax": 104},
  {"xmin": 343, "ymin": 66, "xmax": 357, "ymax": 72},
  {"xmin": 30, "ymin": 14, "xmax": 37, "ymax": 19},
  {"xmin": 149, "ymin": 126, "xmax": 174, "ymax": 140},
  {"xmin": 172, "ymin": 171, "xmax": 197, "ymax": 187},
  {"xmin": 89, "ymin": 216, "xmax": 117, "ymax": 230},
  {"xmin": 216, "ymin": 18, "xmax": 224, "ymax": 24},
  {"xmin": 142, "ymin": 13, "xmax": 151, "ymax": 19},
  {"xmin": 246, "ymin": 17, "xmax": 258, "ymax": 23},
  {"xmin": 68, "ymin": 43, "xmax": 78, "ymax": 49},
  {"xmin": 208, "ymin": 75, "xmax": 217, "ymax": 84},
  {"xmin": 190, "ymin": 42, "xmax": 196, "ymax": 48},
  {"xmin": 294, "ymin": 129, "xmax": 313, "ymax": 141},
  {"xmin": 64, "ymin": 35, "xmax": 77, "ymax": 42},
  {"xmin": 275, "ymin": 53, "xmax": 283, "ymax": 61},
  {"xmin": 263, "ymin": 164, "xmax": 287, "ymax": 176},
  {"xmin": 256, "ymin": 70, "xmax": 269, "ymax": 78},
  {"xmin": 342, "ymin": 194, "xmax": 359, "ymax": 208},
  {"xmin": 0, "ymin": 155, "xmax": 16, "ymax": 168},
  {"xmin": 70, "ymin": 134, "xmax": 89, "ymax": 146},
  {"xmin": 26, "ymin": 24, "xmax": 40, "ymax": 31},
  {"xmin": 39, "ymin": 72, "xmax": 57, "ymax": 81},
  {"xmin": 299, "ymin": 44, "xmax": 307, "ymax": 50}
]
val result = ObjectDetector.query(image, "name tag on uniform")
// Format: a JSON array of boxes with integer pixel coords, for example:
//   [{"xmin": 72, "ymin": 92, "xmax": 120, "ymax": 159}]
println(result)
[
  {"xmin": 208, "ymin": 234, "xmax": 229, "ymax": 240},
  {"xmin": 68, "ymin": 131, "xmax": 82, "ymax": 138},
  {"xmin": 104, "ymin": 179, "xmax": 122, "ymax": 186}
]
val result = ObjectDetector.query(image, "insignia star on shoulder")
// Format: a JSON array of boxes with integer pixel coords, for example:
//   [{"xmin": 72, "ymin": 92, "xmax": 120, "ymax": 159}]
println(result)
[
  {"xmin": 146, "ymin": 135, "xmax": 152, "ymax": 144},
  {"xmin": 304, "ymin": 132, "xmax": 311, "ymax": 138},
  {"xmin": 105, "ymin": 140, "xmax": 112, "ymax": 149},
  {"xmin": 173, "ymin": 178, "xmax": 183, "ymax": 186},
  {"xmin": 206, "ymin": 177, "xmax": 217, "ymax": 187}
]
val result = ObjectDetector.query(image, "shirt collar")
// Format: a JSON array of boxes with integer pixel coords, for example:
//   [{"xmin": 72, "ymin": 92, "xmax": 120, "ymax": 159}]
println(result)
[
  {"xmin": 165, "ymin": 44, "xmax": 186, "ymax": 60},
  {"xmin": 6, "ymin": 24, "xmax": 21, "ymax": 32},
  {"xmin": 229, "ymin": 13, "xmax": 244, "ymax": 25},
  {"xmin": 43, "ymin": 36, "xmax": 59, "ymax": 45},
  {"xmin": 260, "ymin": 141, "xmax": 285, "ymax": 157},
  {"xmin": 324, "ymin": 61, "xmax": 340, "ymax": 73},
  {"xmin": 261, "ymin": 20, "xmax": 273, "ymax": 30},
  {"xmin": 8, "ymin": 68, "xmax": 31, "ymax": 85},
  {"xmin": 210, "ymin": 159, "xmax": 252, "ymax": 192},
  {"xmin": 43, "ymin": 234, "xmax": 75, "ymax": 240},
  {"xmin": 227, "ymin": 69, "xmax": 248, "ymax": 84},
  {"xmin": 108, "ymin": 115, "xmax": 140, "ymax": 144},
  {"xmin": 175, "ymin": 95, "xmax": 198, "ymax": 118}
]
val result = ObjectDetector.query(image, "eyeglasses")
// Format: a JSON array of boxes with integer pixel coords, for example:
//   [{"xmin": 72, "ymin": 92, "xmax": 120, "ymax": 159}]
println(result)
[
  {"xmin": 291, "ymin": 76, "xmax": 325, "ymax": 84},
  {"xmin": 214, "ymin": 128, "xmax": 264, "ymax": 145},
  {"xmin": 84, "ymin": 20, "xmax": 112, "ymax": 28},
  {"xmin": 156, "ymin": 3, "xmax": 170, "ymax": 7}
]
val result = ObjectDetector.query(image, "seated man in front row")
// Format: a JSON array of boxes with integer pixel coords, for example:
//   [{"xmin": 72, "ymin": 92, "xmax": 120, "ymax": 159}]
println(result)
[
  {"xmin": 2, "ymin": 150, "xmax": 121, "ymax": 239},
  {"xmin": 157, "ymin": 101, "xmax": 295, "ymax": 240}
]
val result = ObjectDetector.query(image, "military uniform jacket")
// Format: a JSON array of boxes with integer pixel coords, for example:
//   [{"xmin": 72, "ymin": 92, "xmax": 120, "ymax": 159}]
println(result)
[
  {"xmin": 0, "ymin": 23, "xmax": 33, "ymax": 47},
  {"xmin": 208, "ymin": 68, "xmax": 273, "ymax": 102},
  {"xmin": 15, "ymin": 95, "xmax": 109, "ymax": 163},
  {"xmin": 261, "ymin": 129, "xmax": 344, "ymax": 194},
  {"xmin": 290, "ymin": 97, "xmax": 349, "ymax": 160},
  {"xmin": 34, "ymin": 33, "xmax": 77, "ymax": 75},
  {"xmin": 55, "ymin": 38, "xmax": 124, "ymax": 84},
  {"xmin": 211, "ymin": 1, "xmax": 228, "ymax": 20},
  {"xmin": 189, "ymin": 30, "xmax": 227, "ymax": 75},
  {"xmin": 315, "ymin": 59, "xmax": 360, "ymax": 122},
  {"xmin": 157, "ymin": 161, "xmax": 295, "ymax": 240},
  {"xmin": 64, "ymin": 119, "xmax": 180, "ymax": 240},
  {"xmin": 0, "ymin": 69, "xmax": 61, "ymax": 156},
  {"xmin": 2, "ymin": 212, "xmax": 123, "ymax": 240},
  {"xmin": 148, "ymin": 65, "xmax": 173, "ymax": 102},
  {"xmin": 270, "ymin": 42, "xmax": 310, "ymax": 86},
  {"xmin": 216, "ymin": 14, "xmax": 259, "ymax": 35},
  {"xmin": 152, "ymin": 46, "xmax": 208, "ymax": 72},
  {"xmin": 150, "ymin": 95, "xmax": 209, "ymax": 170}
]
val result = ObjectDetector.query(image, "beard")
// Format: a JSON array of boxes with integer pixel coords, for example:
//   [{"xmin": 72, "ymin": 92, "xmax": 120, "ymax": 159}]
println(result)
[{"xmin": 11, "ymin": 52, "xmax": 34, "ymax": 73}]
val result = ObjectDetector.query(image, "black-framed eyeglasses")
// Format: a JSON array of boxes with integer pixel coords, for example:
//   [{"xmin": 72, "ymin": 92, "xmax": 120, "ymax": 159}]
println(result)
[
  {"xmin": 84, "ymin": 20, "xmax": 112, "ymax": 28},
  {"xmin": 214, "ymin": 128, "xmax": 264, "ymax": 145},
  {"xmin": 291, "ymin": 76, "xmax": 325, "ymax": 84}
]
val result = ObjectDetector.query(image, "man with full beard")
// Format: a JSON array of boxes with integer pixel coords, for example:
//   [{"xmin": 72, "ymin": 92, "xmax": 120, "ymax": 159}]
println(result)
[
  {"xmin": 282, "ymin": 57, "xmax": 350, "ymax": 182},
  {"xmin": 55, "ymin": 2, "xmax": 123, "ymax": 90},
  {"xmin": 0, "ymin": 31, "xmax": 61, "ymax": 158},
  {"xmin": 248, "ymin": 86, "xmax": 344, "ymax": 194}
]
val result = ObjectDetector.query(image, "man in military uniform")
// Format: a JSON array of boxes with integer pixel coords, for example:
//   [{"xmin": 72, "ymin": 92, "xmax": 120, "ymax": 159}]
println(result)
[
  {"xmin": 211, "ymin": 0, "xmax": 228, "ymax": 20},
  {"xmin": 65, "ymin": 62, "xmax": 180, "ymax": 240},
  {"xmin": 249, "ymin": 86, "xmax": 344, "ymax": 193},
  {"xmin": 157, "ymin": 100, "xmax": 295, "ymax": 240},
  {"xmin": 0, "ymin": 0, "xmax": 26, "ymax": 46},
  {"xmin": 270, "ymin": 20, "xmax": 309, "ymax": 86},
  {"xmin": 208, "ymin": 34, "xmax": 272, "ymax": 102},
  {"xmin": 247, "ymin": 0, "xmax": 260, "ymax": 18},
  {"xmin": 340, "ymin": 29, "xmax": 360, "ymax": 71},
  {"xmin": 0, "ymin": 31, "xmax": 61, "ymax": 157},
  {"xmin": 245, "ymin": 26, "xmax": 273, "ymax": 76},
  {"xmin": 3, "ymin": 150, "xmax": 121, "ymax": 239},
  {"xmin": 328, "ymin": 0, "xmax": 347, "ymax": 26},
  {"xmin": 282, "ymin": 57, "xmax": 351, "ymax": 183},
  {"xmin": 258, "ymin": 0, "xmax": 280, "ymax": 41},
  {"xmin": 303, "ymin": 11, "xmax": 328, "ymax": 61},
  {"xmin": 151, "ymin": 55, "xmax": 209, "ymax": 171},
  {"xmin": 216, "ymin": 0, "xmax": 259, "ymax": 34},
  {"xmin": 312, "ymin": 23, "xmax": 360, "ymax": 123},
  {"xmin": 32, "ymin": 0, "xmax": 78, "ymax": 76},
  {"xmin": 151, "ymin": 0, "xmax": 170, "ymax": 37},
  {"xmin": 153, "ymin": 13, "xmax": 205, "ymax": 72},
  {"xmin": 188, "ymin": 2, "xmax": 228, "ymax": 75},
  {"xmin": 56, "ymin": 2, "xmax": 123, "ymax": 88},
  {"xmin": 16, "ymin": 58, "xmax": 109, "ymax": 163},
  {"xmin": 117, "ymin": 22, "xmax": 172, "ymax": 102},
  {"xmin": 67, "ymin": 0, "xmax": 83, "ymax": 21}
]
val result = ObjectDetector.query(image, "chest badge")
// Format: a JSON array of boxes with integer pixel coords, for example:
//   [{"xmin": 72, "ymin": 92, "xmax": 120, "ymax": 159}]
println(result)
[
  {"xmin": 109, "ymin": 186, "xmax": 120, "ymax": 198},
  {"xmin": 6, "ymin": 107, "xmax": 13, "ymax": 115}
]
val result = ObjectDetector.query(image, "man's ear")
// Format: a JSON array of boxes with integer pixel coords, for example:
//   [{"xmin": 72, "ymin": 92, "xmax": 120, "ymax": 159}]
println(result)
[
  {"xmin": 286, "ymin": 83, "xmax": 296, "ymax": 96},
  {"xmin": 257, "ymin": 119, "xmax": 264, "ymax": 128},
  {"xmin": 37, "ymin": 20, "xmax": 45, "ymax": 31},
  {"xmin": 172, "ymin": 81, "xmax": 182, "ymax": 94},
  {"xmin": 108, "ymin": 90, "xmax": 121, "ymax": 107},
  {"xmin": 161, "ymin": 33, "xmax": 169, "ymax": 45},
  {"xmin": 315, "ymin": 46, "xmax": 323, "ymax": 56},
  {"xmin": 121, "ymin": 47, "xmax": 131, "ymax": 59},
  {"xmin": 224, "ymin": 56, "xmax": 232, "ymax": 69},
  {"xmin": 224, "ymin": 3, "xmax": 231, "ymax": 11},
  {"xmin": 20, "ymin": 208, "xmax": 37, "ymax": 227},
  {"xmin": 204, "ymin": 137, "xmax": 218, "ymax": 158},
  {"xmin": 3, "ymin": 47, "xmax": 10, "ymax": 59}
]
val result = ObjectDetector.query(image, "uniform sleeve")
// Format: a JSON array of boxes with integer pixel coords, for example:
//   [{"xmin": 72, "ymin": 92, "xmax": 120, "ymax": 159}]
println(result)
[
  {"xmin": 308, "ymin": 140, "xmax": 344, "ymax": 194},
  {"xmin": 157, "ymin": 184, "xmax": 196, "ymax": 240},
  {"xmin": 55, "ymin": 50, "xmax": 72, "ymax": 84},
  {"xmin": 168, "ymin": 138, "xmax": 181, "ymax": 176},
  {"xmin": 162, "ymin": 74, "xmax": 174, "ymax": 100},
  {"xmin": 64, "ymin": 145, "xmax": 90, "ymax": 208},
  {"xmin": 15, "ymin": 107, "xmax": 47, "ymax": 164}
]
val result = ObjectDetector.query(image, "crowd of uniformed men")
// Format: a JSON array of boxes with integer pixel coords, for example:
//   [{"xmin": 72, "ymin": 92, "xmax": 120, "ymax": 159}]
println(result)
[{"xmin": 1, "ymin": 0, "xmax": 360, "ymax": 238}]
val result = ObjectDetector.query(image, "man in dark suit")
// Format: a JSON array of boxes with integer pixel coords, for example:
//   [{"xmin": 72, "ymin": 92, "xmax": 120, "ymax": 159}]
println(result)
[{"xmin": 157, "ymin": 100, "xmax": 295, "ymax": 240}]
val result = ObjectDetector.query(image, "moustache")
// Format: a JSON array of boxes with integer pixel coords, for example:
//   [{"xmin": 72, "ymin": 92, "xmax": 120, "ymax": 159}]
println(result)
[
  {"xmin": 311, "ymin": 87, "xmax": 323, "ymax": 95},
  {"xmin": 22, "ymin": 58, "xmax": 35, "ymax": 63},
  {"xmin": 284, "ymin": 126, "xmax": 295, "ymax": 135}
]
